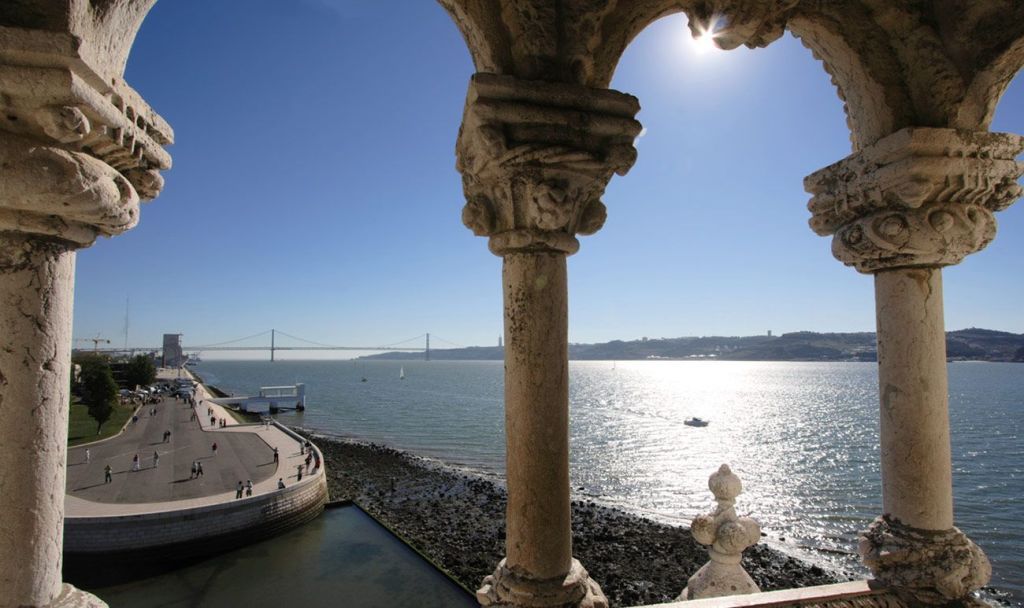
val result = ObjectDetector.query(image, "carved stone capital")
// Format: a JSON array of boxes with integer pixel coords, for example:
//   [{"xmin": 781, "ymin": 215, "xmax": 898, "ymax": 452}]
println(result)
[
  {"xmin": 685, "ymin": 0, "xmax": 799, "ymax": 50},
  {"xmin": 0, "ymin": 134, "xmax": 140, "ymax": 246},
  {"xmin": 477, "ymin": 558, "xmax": 607, "ymax": 608},
  {"xmin": 859, "ymin": 515, "xmax": 991, "ymax": 605},
  {"xmin": 456, "ymin": 73, "xmax": 641, "ymax": 256},
  {"xmin": 806, "ymin": 128, "xmax": 1024, "ymax": 273},
  {"xmin": 0, "ymin": 25, "xmax": 173, "ymax": 206}
]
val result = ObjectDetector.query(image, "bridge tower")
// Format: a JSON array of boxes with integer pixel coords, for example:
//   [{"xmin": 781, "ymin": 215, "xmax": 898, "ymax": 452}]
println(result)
[
  {"xmin": 425, "ymin": 333, "xmax": 430, "ymax": 361},
  {"xmin": 271, "ymin": 329, "xmax": 275, "ymax": 362}
]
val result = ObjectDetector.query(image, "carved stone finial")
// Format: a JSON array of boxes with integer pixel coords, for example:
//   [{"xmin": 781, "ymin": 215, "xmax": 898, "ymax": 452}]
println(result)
[
  {"xmin": 456, "ymin": 73, "xmax": 641, "ymax": 256},
  {"xmin": 805, "ymin": 128, "xmax": 1024, "ymax": 273},
  {"xmin": 859, "ymin": 515, "xmax": 991, "ymax": 605},
  {"xmin": 679, "ymin": 464, "xmax": 761, "ymax": 601}
]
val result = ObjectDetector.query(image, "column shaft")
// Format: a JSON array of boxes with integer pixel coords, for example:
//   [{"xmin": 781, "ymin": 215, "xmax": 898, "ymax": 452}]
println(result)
[
  {"xmin": 874, "ymin": 268, "xmax": 954, "ymax": 530},
  {"xmin": 0, "ymin": 233, "xmax": 77, "ymax": 606},
  {"xmin": 503, "ymin": 251, "xmax": 572, "ymax": 579}
]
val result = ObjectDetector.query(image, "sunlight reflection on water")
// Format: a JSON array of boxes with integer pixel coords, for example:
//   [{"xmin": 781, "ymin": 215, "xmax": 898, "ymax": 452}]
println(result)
[{"xmin": 197, "ymin": 359, "xmax": 1023, "ymax": 598}]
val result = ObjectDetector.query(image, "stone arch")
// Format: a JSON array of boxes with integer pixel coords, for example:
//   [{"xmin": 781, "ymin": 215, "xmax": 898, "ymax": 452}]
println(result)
[
  {"xmin": 434, "ymin": 0, "xmax": 513, "ymax": 77},
  {"xmin": 437, "ymin": 2, "xmax": 1023, "ymax": 154},
  {"xmin": 959, "ymin": 32, "xmax": 1024, "ymax": 131}
]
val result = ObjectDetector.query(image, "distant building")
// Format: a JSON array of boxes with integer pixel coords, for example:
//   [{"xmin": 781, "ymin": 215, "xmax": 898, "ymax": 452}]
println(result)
[
  {"xmin": 767, "ymin": 330, "xmax": 773, "ymax": 337},
  {"xmin": 498, "ymin": 336, "xmax": 503, "ymax": 348},
  {"xmin": 162, "ymin": 333, "xmax": 184, "ymax": 367}
]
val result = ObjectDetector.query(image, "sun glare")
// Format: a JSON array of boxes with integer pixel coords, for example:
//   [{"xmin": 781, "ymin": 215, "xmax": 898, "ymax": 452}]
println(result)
[
  {"xmin": 688, "ymin": 21, "xmax": 721, "ymax": 56},
  {"xmin": 693, "ymin": 31, "xmax": 718, "ymax": 55}
]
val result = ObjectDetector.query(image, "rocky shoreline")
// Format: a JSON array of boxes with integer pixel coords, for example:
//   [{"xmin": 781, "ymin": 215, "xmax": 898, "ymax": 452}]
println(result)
[{"xmin": 307, "ymin": 433, "xmax": 840, "ymax": 607}]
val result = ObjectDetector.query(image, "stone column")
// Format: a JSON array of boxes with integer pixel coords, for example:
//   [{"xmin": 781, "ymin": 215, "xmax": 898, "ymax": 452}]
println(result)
[
  {"xmin": 0, "ymin": 13, "xmax": 172, "ymax": 606},
  {"xmin": 455, "ymin": 73, "xmax": 641, "ymax": 608},
  {"xmin": 806, "ymin": 127, "xmax": 1024, "ymax": 605},
  {"xmin": 503, "ymin": 251, "xmax": 571, "ymax": 580}
]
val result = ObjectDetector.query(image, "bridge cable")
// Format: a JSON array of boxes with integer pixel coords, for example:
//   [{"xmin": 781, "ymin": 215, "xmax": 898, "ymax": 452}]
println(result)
[{"xmin": 192, "ymin": 330, "xmax": 273, "ymax": 348}]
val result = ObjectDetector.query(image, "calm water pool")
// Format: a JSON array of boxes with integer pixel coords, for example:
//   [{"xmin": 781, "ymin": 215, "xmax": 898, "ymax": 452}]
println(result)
[{"xmin": 86, "ymin": 505, "xmax": 476, "ymax": 608}]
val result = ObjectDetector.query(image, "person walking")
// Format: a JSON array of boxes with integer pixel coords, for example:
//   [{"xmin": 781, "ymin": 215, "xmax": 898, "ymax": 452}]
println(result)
[
  {"xmin": 196, "ymin": 461, "xmax": 204, "ymax": 477},
  {"xmin": 190, "ymin": 460, "xmax": 197, "ymax": 479},
  {"xmin": 212, "ymin": 442, "xmax": 218, "ymax": 457},
  {"xmin": 235, "ymin": 481, "xmax": 244, "ymax": 499},
  {"xmin": 132, "ymin": 454, "xmax": 140, "ymax": 472},
  {"xmin": 245, "ymin": 479, "xmax": 253, "ymax": 497},
  {"xmin": 153, "ymin": 451, "xmax": 160, "ymax": 468},
  {"xmin": 85, "ymin": 448, "xmax": 90, "ymax": 464},
  {"xmin": 104, "ymin": 464, "xmax": 112, "ymax": 483},
  {"xmin": 296, "ymin": 464, "xmax": 303, "ymax": 482},
  {"xmin": 273, "ymin": 447, "xmax": 279, "ymax": 464}
]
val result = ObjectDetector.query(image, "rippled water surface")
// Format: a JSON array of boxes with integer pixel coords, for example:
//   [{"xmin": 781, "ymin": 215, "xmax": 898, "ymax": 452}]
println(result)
[{"xmin": 195, "ymin": 359, "xmax": 1024, "ymax": 600}]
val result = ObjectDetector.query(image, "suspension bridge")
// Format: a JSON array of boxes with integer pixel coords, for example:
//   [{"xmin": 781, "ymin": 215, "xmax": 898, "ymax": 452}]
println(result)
[{"xmin": 79, "ymin": 330, "xmax": 469, "ymax": 362}]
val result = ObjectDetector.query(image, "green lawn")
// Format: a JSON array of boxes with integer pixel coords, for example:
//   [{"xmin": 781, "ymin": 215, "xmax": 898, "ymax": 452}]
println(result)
[{"xmin": 68, "ymin": 401, "xmax": 136, "ymax": 446}]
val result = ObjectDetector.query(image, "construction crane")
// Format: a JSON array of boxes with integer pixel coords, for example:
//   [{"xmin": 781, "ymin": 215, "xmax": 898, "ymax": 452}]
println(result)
[{"xmin": 74, "ymin": 335, "xmax": 110, "ymax": 352}]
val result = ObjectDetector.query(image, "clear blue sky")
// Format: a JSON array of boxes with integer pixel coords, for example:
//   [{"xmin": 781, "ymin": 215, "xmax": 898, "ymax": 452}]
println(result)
[{"xmin": 72, "ymin": 1, "xmax": 1024, "ymax": 357}]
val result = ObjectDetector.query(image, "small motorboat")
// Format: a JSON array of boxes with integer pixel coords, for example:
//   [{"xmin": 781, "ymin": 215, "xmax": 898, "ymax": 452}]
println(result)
[{"xmin": 684, "ymin": 417, "xmax": 709, "ymax": 427}]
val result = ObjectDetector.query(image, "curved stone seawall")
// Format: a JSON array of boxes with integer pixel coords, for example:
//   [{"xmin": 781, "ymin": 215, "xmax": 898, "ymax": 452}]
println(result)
[{"xmin": 64, "ymin": 471, "xmax": 328, "ymax": 557}]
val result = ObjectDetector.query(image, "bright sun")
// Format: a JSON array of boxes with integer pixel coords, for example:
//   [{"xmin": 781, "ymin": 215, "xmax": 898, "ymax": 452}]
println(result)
[
  {"xmin": 689, "ymin": 23, "xmax": 720, "ymax": 56},
  {"xmin": 694, "ymin": 32, "xmax": 718, "ymax": 54}
]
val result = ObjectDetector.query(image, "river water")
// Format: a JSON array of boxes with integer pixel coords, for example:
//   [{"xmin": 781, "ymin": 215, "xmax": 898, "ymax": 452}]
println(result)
[{"xmin": 193, "ymin": 359, "xmax": 1024, "ymax": 601}]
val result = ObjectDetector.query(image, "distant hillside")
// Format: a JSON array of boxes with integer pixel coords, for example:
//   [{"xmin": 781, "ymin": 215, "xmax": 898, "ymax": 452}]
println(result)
[{"xmin": 361, "ymin": 328, "xmax": 1024, "ymax": 362}]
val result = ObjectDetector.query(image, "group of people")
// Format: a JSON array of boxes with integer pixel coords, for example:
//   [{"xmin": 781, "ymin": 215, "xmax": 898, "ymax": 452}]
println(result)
[
  {"xmin": 235, "ymin": 479, "xmax": 254, "ymax": 499},
  {"xmin": 85, "ymin": 386, "xmax": 318, "ymax": 496},
  {"xmin": 128, "ymin": 451, "xmax": 160, "ymax": 472}
]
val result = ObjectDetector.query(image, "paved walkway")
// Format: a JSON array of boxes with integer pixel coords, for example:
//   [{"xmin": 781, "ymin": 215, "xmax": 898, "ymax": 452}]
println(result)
[{"xmin": 66, "ymin": 368, "xmax": 323, "ymax": 517}]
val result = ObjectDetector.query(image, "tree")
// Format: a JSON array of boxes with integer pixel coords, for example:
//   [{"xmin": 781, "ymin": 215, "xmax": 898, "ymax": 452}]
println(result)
[
  {"xmin": 124, "ymin": 354, "xmax": 157, "ymax": 389},
  {"xmin": 79, "ymin": 358, "xmax": 118, "ymax": 434}
]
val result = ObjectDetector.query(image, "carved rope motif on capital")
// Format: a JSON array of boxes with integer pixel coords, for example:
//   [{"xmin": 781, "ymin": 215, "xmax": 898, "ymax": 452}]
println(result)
[
  {"xmin": 859, "ymin": 515, "xmax": 991, "ymax": 605},
  {"xmin": 805, "ymin": 128, "xmax": 1024, "ymax": 273},
  {"xmin": 456, "ymin": 73, "xmax": 641, "ymax": 256}
]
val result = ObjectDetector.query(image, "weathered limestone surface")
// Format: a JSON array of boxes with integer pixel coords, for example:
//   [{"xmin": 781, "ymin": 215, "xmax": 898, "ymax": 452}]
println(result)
[
  {"xmin": 0, "ymin": 3, "xmax": 170, "ymax": 607},
  {"xmin": 456, "ymin": 72, "xmax": 640, "ymax": 607},
  {"xmin": 860, "ymin": 515, "xmax": 990, "ymax": 606},
  {"xmin": 0, "ymin": 234, "xmax": 76, "ymax": 606},
  {"xmin": 457, "ymin": 73, "xmax": 641, "ymax": 257},
  {"xmin": 805, "ymin": 127, "xmax": 1021, "ymax": 603},
  {"xmin": 806, "ymin": 128, "xmax": 1024, "ymax": 273},
  {"xmin": 680, "ymin": 465, "xmax": 761, "ymax": 601}
]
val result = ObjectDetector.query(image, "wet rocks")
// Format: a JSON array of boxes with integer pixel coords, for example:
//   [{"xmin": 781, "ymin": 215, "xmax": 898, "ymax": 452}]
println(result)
[{"xmin": 309, "ymin": 433, "xmax": 840, "ymax": 607}]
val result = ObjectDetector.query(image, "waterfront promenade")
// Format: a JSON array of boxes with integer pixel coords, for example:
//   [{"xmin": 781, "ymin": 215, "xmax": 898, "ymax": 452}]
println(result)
[{"xmin": 65, "ymin": 369, "xmax": 320, "ymax": 517}]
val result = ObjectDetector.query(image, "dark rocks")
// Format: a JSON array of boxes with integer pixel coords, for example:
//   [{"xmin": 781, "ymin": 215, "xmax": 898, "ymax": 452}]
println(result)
[{"xmin": 309, "ymin": 433, "xmax": 840, "ymax": 607}]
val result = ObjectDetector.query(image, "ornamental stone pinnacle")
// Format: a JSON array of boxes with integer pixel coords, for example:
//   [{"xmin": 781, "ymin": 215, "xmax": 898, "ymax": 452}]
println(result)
[
  {"xmin": 455, "ymin": 73, "xmax": 641, "ymax": 256},
  {"xmin": 680, "ymin": 464, "xmax": 761, "ymax": 600},
  {"xmin": 805, "ymin": 128, "xmax": 1024, "ymax": 273}
]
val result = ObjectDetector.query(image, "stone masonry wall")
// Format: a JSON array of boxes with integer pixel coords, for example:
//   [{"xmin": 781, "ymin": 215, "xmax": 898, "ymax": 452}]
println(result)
[{"xmin": 64, "ymin": 474, "xmax": 328, "ymax": 555}]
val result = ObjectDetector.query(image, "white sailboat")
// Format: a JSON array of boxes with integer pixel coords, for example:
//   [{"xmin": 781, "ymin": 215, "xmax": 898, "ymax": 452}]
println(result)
[{"xmin": 399, "ymin": 366, "xmax": 405, "ymax": 380}]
